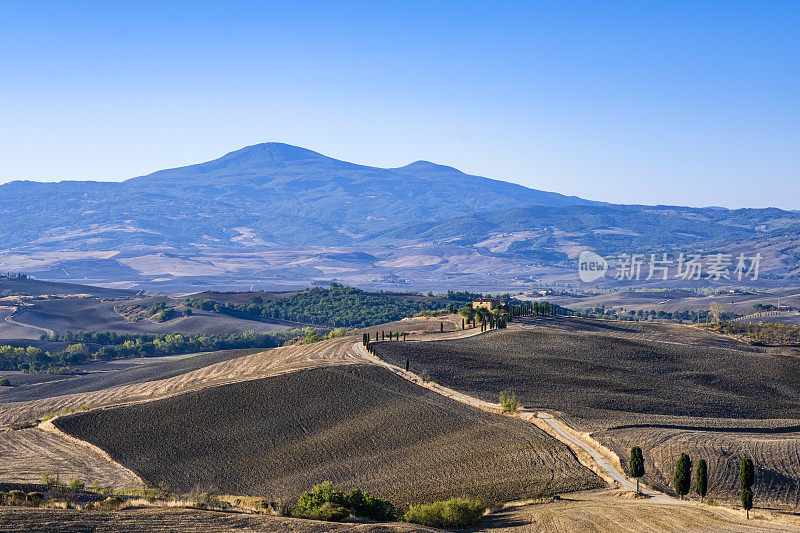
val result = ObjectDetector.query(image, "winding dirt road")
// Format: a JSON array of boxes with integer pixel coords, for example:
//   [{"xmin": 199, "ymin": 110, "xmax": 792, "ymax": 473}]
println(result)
[{"xmin": 354, "ymin": 340, "xmax": 682, "ymax": 505}]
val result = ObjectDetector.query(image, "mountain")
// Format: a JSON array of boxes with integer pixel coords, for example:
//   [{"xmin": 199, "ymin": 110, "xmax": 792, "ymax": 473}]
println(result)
[{"xmin": 1, "ymin": 142, "xmax": 798, "ymax": 290}]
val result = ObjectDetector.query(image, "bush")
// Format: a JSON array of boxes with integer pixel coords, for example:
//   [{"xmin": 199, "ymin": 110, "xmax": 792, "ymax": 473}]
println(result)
[
  {"xmin": 97, "ymin": 496, "xmax": 125, "ymax": 510},
  {"xmin": 0, "ymin": 378, "xmax": 10, "ymax": 386},
  {"xmin": 344, "ymin": 489, "xmax": 396, "ymax": 521},
  {"xmin": 26, "ymin": 492, "xmax": 44, "ymax": 506},
  {"xmin": 293, "ymin": 482, "xmax": 396, "ymax": 522},
  {"xmin": 41, "ymin": 471, "xmax": 57, "ymax": 486},
  {"xmin": 403, "ymin": 498, "xmax": 485, "ymax": 528},
  {"xmin": 68, "ymin": 479, "xmax": 85, "ymax": 491},
  {"xmin": 499, "ymin": 391, "xmax": 518, "ymax": 413},
  {"xmin": 293, "ymin": 482, "xmax": 348, "ymax": 521},
  {"xmin": 7, "ymin": 490, "xmax": 26, "ymax": 506}
]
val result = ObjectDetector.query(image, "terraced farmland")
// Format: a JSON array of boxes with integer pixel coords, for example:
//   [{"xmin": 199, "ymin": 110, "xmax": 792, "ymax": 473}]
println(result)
[{"xmin": 55, "ymin": 364, "xmax": 602, "ymax": 506}]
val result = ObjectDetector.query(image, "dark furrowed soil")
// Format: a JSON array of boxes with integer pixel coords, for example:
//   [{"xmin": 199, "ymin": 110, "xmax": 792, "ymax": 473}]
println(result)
[
  {"xmin": 55, "ymin": 364, "xmax": 601, "ymax": 506},
  {"xmin": 0, "ymin": 348, "xmax": 263, "ymax": 403},
  {"xmin": 0, "ymin": 507, "xmax": 435, "ymax": 532},
  {"xmin": 373, "ymin": 320, "xmax": 800, "ymax": 426}
]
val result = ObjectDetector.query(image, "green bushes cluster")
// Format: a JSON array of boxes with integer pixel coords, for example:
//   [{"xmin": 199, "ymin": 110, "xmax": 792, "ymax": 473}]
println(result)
[
  {"xmin": 292, "ymin": 482, "xmax": 396, "ymax": 522},
  {"xmin": 403, "ymin": 497, "xmax": 485, "ymax": 528},
  {"xmin": 184, "ymin": 284, "xmax": 448, "ymax": 328},
  {"xmin": 499, "ymin": 391, "xmax": 518, "ymax": 413}
]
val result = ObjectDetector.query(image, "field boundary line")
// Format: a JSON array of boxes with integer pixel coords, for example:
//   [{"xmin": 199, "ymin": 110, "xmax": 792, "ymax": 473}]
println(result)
[{"xmin": 38, "ymin": 418, "xmax": 146, "ymax": 489}]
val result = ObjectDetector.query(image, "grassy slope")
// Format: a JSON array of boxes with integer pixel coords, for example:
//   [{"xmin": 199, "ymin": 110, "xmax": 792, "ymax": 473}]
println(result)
[{"xmin": 55, "ymin": 364, "xmax": 601, "ymax": 506}]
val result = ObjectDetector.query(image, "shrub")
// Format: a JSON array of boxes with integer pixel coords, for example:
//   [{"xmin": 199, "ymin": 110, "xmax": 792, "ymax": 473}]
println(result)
[
  {"xmin": 0, "ymin": 378, "xmax": 10, "ymax": 386},
  {"xmin": 41, "ymin": 412, "xmax": 57, "ymax": 422},
  {"xmin": 153, "ymin": 308, "xmax": 175, "ymax": 322},
  {"xmin": 296, "ymin": 501, "xmax": 350, "ymax": 521},
  {"xmin": 26, "ymin": 492, "xmax": 45, "ymax": 506},
  {"xmin": 293, "ymin": 482, "xmax": 396, "ymax": 522},
  {"xmin": 69, "ymin": 479, "xmax": 85, "ymax": 491},
  {"xmin": 344, "ymin": 489, "xmax": 396, "ymax": 521},
  {"xmin": 41, "ymin": 471, "xmax": 57, "ymax": 486},
  {"xmin": 403, "ymin": 498, "xmax": 485, "ymax": 528},
  {"xmin": 293, "ymin": 481, "xmax": 348, "ymax": 521},
  {"xmin": 97, "ymin": 496, "xmax": 125, "ymax": 511},
  {"xmin": 8, "ymin": 490, "xmax": 26, "ymax": 506},
  {"xmin": 499, "ymin": 391, "xmax": 518, "ymax": 413}
]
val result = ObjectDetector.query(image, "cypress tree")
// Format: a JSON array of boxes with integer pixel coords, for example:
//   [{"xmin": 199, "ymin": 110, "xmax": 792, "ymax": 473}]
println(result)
[
  {"xmin": 741, "ymin": 487, "xmax": 753, "ymax": 519},
  {"xmin": 673, "ymin": 453, "xmax": 692, "ymax": 499},
  {"xmin": 696, "ymin": 458, "xmax": 708, "ymax": 503},
  {"xmin": 629, "ymin": 446, "xmax": 645, "ymax": 493},
  {"xmin": 440, "ymin": 322, "xmax": 443, "ymax": 333},
  {"xmin": 405, "ymin": 358, "xmax": 409, "ymax": 371},
  {"xmin": 740, "ymin": 458, "xmax": 754, "ymax": 518}
]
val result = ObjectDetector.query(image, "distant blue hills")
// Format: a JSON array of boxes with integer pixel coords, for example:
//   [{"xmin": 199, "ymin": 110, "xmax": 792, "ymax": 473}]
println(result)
[{"xmin": 1, "ymin": 142, "xmax": 798, "ymax": 276}]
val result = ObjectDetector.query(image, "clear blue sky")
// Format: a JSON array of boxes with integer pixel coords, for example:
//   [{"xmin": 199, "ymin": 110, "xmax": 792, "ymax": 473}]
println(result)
[{"xmin": 1, "ymin": 1, "xmax": 798, "ymax": 209}]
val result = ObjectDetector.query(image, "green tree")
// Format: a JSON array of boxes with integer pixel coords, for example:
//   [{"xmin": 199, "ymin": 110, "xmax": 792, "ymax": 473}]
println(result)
[
  {"xmin": 629, "ymin": 446, "xmax": 645, "ymax": 493},
  {"xmin": 741, "ymin": 487, "xmax": 753, "ymax": 519},
  {"xmin": 695, "ymin": 458, "xmax": 708, "ymax": 502},
  {"xmin": 673, "ymin": 453, "xmax": 692, "ymax": 499},
  {"xmin": 739, "ymin": 457, "xmax": 754, "ymax": 518}
]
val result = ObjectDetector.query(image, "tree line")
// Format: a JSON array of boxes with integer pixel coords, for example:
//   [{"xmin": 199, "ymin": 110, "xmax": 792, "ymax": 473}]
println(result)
[
  {"xmin": 1, "ymin": 330, "xmax": 303, "ymax": 373},
  {"xmin": 629, "ymin": 446, "xmax": 756, "ymax": 518}
]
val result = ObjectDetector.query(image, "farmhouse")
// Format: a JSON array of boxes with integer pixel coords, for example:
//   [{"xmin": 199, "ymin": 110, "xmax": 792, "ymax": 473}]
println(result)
[{"xmin": 472, "ymin": 298, "xmax": 501, "ymax": 311}]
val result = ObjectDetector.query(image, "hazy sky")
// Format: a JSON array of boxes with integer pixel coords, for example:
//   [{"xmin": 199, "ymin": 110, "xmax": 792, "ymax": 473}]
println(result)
[{"xmin": 1, "ymin": 1, "xmax": 798, "ymax": 209}]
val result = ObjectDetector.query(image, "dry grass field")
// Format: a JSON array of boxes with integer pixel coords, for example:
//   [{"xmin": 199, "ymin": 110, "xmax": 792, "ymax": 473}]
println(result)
[
  {"xmin": 0, "ymin": 348, "xmax": 263, "ymax": 403},
  {"xmin": 472, "ymin": 490, "xmax": 800, "ymax": 532},
  {"xmin": 0, "ymin": 427, "xmax": 141, "ymax": 488},
  {"xmin": 0, "ymin": 507, "xmax": 435, "ymax": 533},
  {"xmin": 55, "ymin": 364, "xmax": 602, "ymax": 506},
  {"xmin": 373, "ymin": 317, "xmax": 800, "ymax": 509},
  {"xmin": 0, "ymin": 336, "xmax": 361, "ymax": 426}
]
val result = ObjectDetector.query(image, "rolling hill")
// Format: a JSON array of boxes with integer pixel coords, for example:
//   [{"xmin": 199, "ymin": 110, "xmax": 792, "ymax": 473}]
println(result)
[{"xmin": 2, "ymin": 143, "xmax": 799, "ymax": 290}]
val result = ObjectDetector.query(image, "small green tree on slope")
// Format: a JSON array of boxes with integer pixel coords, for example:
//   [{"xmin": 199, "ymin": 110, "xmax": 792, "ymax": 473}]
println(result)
[
  {"xmin": 695, "ymin": 458, "xmax": 708, "ymax": 503},
  {"xmin": 629, "ymin": 446, "xmax": 645, "ymax": 493},
  {"xmin": 740, "ymin": 458, "xmax": 754, "ymax": 519},
  {"xmin": 673, "ymin": 453, "xmax": 692, "ymax": 499}
]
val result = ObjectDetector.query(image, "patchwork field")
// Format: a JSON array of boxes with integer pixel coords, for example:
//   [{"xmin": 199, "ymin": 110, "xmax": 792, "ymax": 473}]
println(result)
[
  {"xmin": 0, "ymin": 348, "xmax": 262, "ymax": 403},
  {"xmin": 373, "ymin": 317, "xmax": 800, "ymax": 508},
  {"xmin": 0, "ymin": 336, "xmax": 361, "ymax": 427},
  {"xmin": 9, "ymin": 297, "xmax": 287, "ymax": 336},
  {"xmin": 55, "ymin": 364, "xmax": 602, "ymax": 506}
]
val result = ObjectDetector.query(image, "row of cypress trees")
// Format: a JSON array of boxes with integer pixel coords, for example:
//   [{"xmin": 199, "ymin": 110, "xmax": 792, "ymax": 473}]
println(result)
[{"xmin": 631, "ymin": 447, "xmax": 755, "ymax": 518}]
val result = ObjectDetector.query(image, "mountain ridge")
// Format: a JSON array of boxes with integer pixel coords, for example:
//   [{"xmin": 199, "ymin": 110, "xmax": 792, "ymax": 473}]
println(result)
[{"xmin": 1, "ymin": 142, "xmax": 798, "ymax": 288}]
